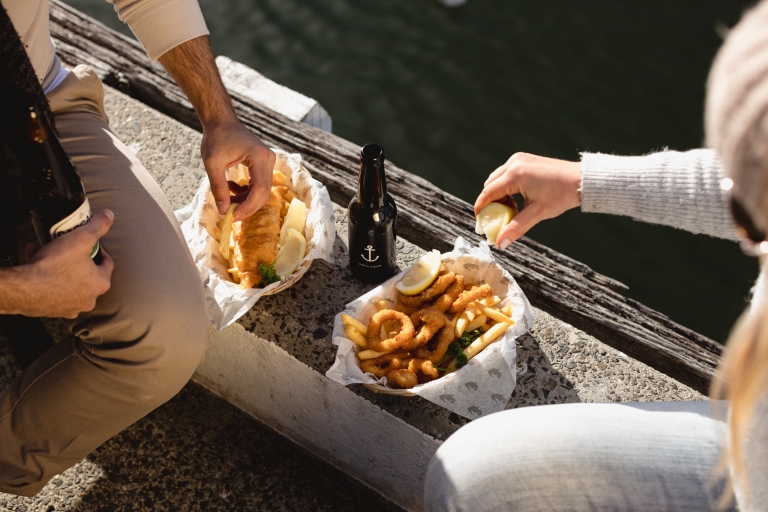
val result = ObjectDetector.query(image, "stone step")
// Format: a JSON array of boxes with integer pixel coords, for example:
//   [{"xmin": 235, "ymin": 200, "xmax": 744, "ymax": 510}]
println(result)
[
  {"xmin": 0, "ymin": 341, "xmax": 402, "ymax": 512},
  {"xmin": 97, "ymin": 85, "xmax": 703, "ymax": 512}
]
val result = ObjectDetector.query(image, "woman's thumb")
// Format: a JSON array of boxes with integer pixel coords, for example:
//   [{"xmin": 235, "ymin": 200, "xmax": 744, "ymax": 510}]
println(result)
[{"xmin": 496, "ymin": 204, "xmax": 542, "ymax": 250}]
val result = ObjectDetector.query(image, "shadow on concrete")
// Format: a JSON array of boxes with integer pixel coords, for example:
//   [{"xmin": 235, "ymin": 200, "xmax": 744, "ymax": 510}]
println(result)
[
  {"xmin": 506, "ymin": 331, "xmax": 582, "ymax": 409},
  {"xmin": 68, "ymin": 383, "xmax": 402, "ymax": 512}
]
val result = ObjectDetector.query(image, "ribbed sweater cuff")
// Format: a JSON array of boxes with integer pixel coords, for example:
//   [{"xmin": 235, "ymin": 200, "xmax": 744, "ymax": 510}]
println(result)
[
  {"xmin": 112, "ymin": 0, "xmax": 210, "ymax": 61},
  {"xmin": 580, "ymin": 149, "xmax": 737, "ymax": 240}
]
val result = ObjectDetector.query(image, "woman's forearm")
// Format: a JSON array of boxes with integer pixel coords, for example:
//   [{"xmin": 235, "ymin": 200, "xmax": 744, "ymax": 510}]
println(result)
[{"xmin": 580, "ymin": 148, "xmax": 737, "ymax": 240}]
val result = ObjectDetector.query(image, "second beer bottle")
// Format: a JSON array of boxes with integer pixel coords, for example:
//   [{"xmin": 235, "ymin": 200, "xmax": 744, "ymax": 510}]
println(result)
[{"xmin": 348, "ymin": 143, "xmax": 397, "ymax": 283}]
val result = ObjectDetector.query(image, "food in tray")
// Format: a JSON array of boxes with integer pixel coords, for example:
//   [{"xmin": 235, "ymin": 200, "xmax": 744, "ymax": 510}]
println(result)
[
  {"xmin": 216, "ymin": 163, "xmax": 308, "ymax": 288},
  {"xmin": 340, "ymin": 250, "xmax": 515, "ymax": 389},
  {"xmin": 475, "ymin": 202, "xmax": 515, "ymax": 246}
]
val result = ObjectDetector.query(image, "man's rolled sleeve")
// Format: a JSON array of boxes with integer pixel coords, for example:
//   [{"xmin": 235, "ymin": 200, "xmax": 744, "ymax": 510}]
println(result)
[{"xmin": 108, "ymin": 0, "xmax": 209, "ymax": 61}]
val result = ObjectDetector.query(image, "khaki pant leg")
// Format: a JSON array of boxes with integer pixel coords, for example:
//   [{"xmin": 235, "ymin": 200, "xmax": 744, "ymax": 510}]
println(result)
[{"xmin": 0, "ymin": 66, "xmax": 208, "ymax": 496}]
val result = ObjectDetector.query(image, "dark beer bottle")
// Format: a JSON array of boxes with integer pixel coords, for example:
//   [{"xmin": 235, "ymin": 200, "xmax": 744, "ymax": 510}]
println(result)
[
  {"xmin": 9, "ymin": 99, "xmax": 99, "ymax": 260},
  {"xmin": 348, "ymin": 143, "xmax": 397, "ymax": 283}
]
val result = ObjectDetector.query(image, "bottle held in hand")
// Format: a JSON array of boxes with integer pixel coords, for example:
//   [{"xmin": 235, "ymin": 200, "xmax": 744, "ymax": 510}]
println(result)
[
  {"xmin": 10, "ymin": 99, "xmax": 100, "ymax": 261},
  {"xmin": 348, "ymin": 143, "xmax": 397, "ymax": 283}
]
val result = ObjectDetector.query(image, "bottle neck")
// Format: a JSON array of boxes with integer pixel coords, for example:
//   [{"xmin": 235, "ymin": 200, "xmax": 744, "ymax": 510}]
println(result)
[{"xmin": 358, "ymin": 158, "xmax": 386, "ymax": 210}]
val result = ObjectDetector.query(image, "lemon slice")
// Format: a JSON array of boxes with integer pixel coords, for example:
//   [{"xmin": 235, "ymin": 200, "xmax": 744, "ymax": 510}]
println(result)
[
  {"xmin": 280, "ymin": 197, "xmax": 307, "ymax": 244},
  {"xmin": 274, "ymin": 228, "xmax": 306, "ymax": 277},
  {"xmin": 475, "ymin": 202, "xmax": 515, "ymax": 246},
  {"xmin": 395, "ymin": 249, "xmax": 442, "ymax": 296}
]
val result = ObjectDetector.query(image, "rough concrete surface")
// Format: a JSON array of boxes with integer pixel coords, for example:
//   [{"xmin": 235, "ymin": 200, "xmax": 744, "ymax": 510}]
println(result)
[{"xmin": 0, "ymin": 84, "xmax": 704, "ymax": 511}]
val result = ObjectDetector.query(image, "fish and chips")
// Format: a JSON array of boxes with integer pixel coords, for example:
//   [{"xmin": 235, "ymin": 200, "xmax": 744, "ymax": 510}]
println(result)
[{"xmin": 216, "ymin": 163, "xmax": 308, "ymax": 288}]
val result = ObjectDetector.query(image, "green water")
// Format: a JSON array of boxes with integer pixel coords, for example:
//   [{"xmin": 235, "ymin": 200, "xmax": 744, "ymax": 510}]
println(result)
[{"xmin": 66, "ymin": 0, "xmax": 759, "ymax": 342}]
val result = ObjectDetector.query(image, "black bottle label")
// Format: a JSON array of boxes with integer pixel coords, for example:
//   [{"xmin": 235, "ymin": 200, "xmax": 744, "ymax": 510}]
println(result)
[{"xmin": 349, "ymin": 222, "xmax": 396, "ymax": 282}]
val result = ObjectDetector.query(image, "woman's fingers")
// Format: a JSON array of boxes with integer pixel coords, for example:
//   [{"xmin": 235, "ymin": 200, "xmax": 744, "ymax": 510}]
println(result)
[
  {"xmin": 484, "ymin": 165, "xmax": 507, "ymax": 187},
  {"xmin": 474, "ymin": 171, "xmax": 518, "ymax": 215},
  {"xmin": 495, "ymin": 202, "xmax": 544, "ymax": 249}
]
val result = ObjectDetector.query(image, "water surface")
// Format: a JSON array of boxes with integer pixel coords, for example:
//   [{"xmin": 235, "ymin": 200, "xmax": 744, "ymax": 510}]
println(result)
[{"xmin": 67, "ymin": 0, "xmax": 759, "ymax": 342}]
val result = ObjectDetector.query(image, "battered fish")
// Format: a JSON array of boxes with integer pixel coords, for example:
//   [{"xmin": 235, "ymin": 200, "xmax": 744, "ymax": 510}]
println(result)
[{"xmin": 232, "ymin": 188, "xmax": 284, "ymax": 288}]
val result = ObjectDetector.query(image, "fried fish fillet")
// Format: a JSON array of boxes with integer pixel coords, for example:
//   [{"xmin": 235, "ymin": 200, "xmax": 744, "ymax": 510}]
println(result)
[{"xmin": 232, "ymin": 189, "xmax": 284, "ymax": 288}]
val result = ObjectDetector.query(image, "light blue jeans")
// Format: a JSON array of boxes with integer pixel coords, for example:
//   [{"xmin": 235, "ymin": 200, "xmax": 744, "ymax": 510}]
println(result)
[{"xmin": 425, "ymin": 401, "xmax": 736, "ymax": 511}]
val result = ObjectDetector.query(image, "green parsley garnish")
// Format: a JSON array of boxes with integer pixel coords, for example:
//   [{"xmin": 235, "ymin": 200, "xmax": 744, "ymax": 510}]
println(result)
[
  {"xmin": 455, "ymin": 353, "xmax": 468, "ymax": 368},
  {"xmin": 258, "ymin": 263, "xmax": 281, "ymax": 286}
]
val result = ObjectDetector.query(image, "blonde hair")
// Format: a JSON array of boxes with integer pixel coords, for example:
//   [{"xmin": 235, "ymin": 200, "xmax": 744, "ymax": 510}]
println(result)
[{"xmin": 711, "ymin": 295, "xmax": 768, "ymax": 506}]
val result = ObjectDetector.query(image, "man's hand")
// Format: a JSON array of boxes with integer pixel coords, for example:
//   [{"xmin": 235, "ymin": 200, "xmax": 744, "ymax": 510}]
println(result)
[
  {"xmin": 474, "ymin": 153, "xmax": 582, "ymax": 249},
  {"xmin": 0, "ymin": 209, "xmax": 115, "ymax": 319},
  {"xmin": 158, "ymin": 36, "xmax": 275, "ymax": 220},
  {"xmin": 201, "ymin": 120, "xmax": 275, "ymax": 221}
]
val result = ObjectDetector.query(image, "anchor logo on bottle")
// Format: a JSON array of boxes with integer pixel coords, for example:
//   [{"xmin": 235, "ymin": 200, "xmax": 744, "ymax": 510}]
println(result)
[{"xmin": 361, "ymin": 245, "xmax": 380, "ymax": 262}]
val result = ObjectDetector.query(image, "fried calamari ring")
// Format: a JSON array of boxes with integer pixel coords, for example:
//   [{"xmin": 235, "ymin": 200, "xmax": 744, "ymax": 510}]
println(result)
[
  {"xmin": 404, "ymin": 309, "xmax": 447, "ymax": 350},
  {"xmin": 387, "ymin": 369, "xmax": 418, "ymax": 389},
  {"xmin": 408, "ymin": 358, "xmax": 439, "ymax": 380},
  {"xmin": 367, "ymin": 310, "xmax": 415, "ymax": 352},
  {"xmin": 360, "ymin": 351, "xmax": 411, "ymax": 377},
  {"xmin": 431, "ymin": 274, "xmax": 465, "ymax": 313},
  {"xmin": 416, "ymin": 317, "xmax": 455, "ymax": 363},
  {"xmin": 398, "ymin": 272, "xmax": 456, "ymax": 308},
  {"xmin": 450, "ymin": 283, "xmax": 493, "ymax": 314}
]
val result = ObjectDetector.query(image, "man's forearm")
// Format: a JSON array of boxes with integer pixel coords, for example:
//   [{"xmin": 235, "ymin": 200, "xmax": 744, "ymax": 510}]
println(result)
[
  {"xmin": 158, "ymin": 35, "xmax": 237, "ymax": 129},
  {"xmin": 0, "ymin": 266, "xmax": 34, "ymax": 315}
]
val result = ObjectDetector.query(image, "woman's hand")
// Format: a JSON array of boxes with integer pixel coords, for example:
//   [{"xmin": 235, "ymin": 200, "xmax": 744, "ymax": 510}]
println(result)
[{"xmin": 474, "ymin": 153, "xmax": 582, "ymax": 249}]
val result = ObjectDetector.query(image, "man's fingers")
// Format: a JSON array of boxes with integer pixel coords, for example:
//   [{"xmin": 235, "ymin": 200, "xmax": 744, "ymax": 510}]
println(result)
[
  {"xmin": 207, "ymin": 168, "xmax": 231, "ymax": 215},
  {"xmin": 234, "ymin": 148, "xmax": 275, "ymax": 220},
  {"xmin": 83, "ymin": 209, "xmax": 114, "ymax": 239},
  {"xmin": 96, "ymin": 246, "xmax": 115, "ymax": 279},
  {"xmin": 495, "ymin": 203, "xmax": 542, "ymax": 249}
]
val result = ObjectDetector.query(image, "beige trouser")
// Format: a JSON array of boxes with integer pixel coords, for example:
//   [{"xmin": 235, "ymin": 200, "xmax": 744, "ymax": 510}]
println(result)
[{"xmin": 0, "ymin": 66, "xmax": 209, "ymax": 496}]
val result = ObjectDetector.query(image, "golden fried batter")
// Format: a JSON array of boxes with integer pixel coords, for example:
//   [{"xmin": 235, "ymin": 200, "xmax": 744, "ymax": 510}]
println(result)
[{"xmin": 232, "ymin": 189, "xmax": 283, "ymax": 287}]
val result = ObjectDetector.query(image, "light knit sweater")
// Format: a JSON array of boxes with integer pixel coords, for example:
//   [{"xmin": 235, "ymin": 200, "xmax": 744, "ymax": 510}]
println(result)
[
  {"xmin": 581, "ymin": 149, "xmax": 767, "ymax": 511},
  {"xmin": 4, "ymin": 0, "xmax": 209, "ymax": 91}
]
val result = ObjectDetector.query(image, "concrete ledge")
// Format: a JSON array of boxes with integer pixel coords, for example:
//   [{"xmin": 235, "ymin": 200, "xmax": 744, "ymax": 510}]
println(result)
[
  {"xmin": 195, "ymin": 324, "xmax": 436, "ymax": 511},
  {"xmin": 216, "ymin": 56, "xmax": 332, "ymax": 132}
]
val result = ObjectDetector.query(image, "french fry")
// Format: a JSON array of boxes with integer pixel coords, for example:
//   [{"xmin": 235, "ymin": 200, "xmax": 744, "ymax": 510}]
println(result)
[
  {"xmin": 479, "ymin": 323, "xmax": 492, "ymax": 332},
  {"xmin": 285, "ymin": 190, "xmax": 298, "ymax": 202},
  {"xmin": 501, "ymin": 304, "xmax": 513, "ymax": 317},
  {"xmin": 345, "ymin": 325, "xmax": 368, "ymax": 348},
  {"xmin": 218, "ymin": 203, "xmax": 238, "ymax": 259},
  {"xmin": 465, "ymin": 314, "xmax": 487, "ymax": 333},
  {"xmin": 376, "ymin": 299, "xmax": 396, "ymax": 311},
  {"xmin": 455, "ymin": 310, "xmax": 471, "ymax": 337},
  {"xmin": 448, "ymin": 322, "xmax": 510, "ymax": 371},
  {"xmin": 358, "ymin": 349, "xmax": 393, "ymax": 360},
  {"xmin": 395, "ymin": 303, "xmax": 417, "ymax": 316},
  {"xmin": 341, "ymin": 313, "xmax": 368, "ymax": 336},
  {"xmin": 451, "ymin": 313, "xmax": 460, "ymax": 333},
  {"xmin": 214, "ymin": 227, "xmax": 222, "ymax": 240},
  {"xmin": 479, "ymin": 295, "xmax": 501, "ymax": 307},
  {"xmin": 483, "ymin": 306, "xmax": 514, "ymax": 325}
]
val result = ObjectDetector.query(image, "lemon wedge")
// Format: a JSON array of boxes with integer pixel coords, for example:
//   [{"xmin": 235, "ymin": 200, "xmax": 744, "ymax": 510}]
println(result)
[
  {"xmin": 395, "ymin": 249, "xmax": 442, "ymax": 296},
  {"xmin": 274, "ymin": 228, "xmax": 306, "ymax": 277},
  {"xmin": 475, "ymin": 202, "xmax": 515, "ymax": 245},
  {"xmin": 280, "ymin": 197, "xmax": 307, "ymax": 244}
]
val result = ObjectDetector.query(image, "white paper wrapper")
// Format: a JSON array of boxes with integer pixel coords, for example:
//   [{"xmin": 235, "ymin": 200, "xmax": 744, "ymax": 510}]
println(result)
[
  {"xmin": 175, "ymin": 148, "xmax": 336, "ymax": 330},
  {"xmin": 326, "ymin": 237, "xmax": 535, "ymax": 419}
]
